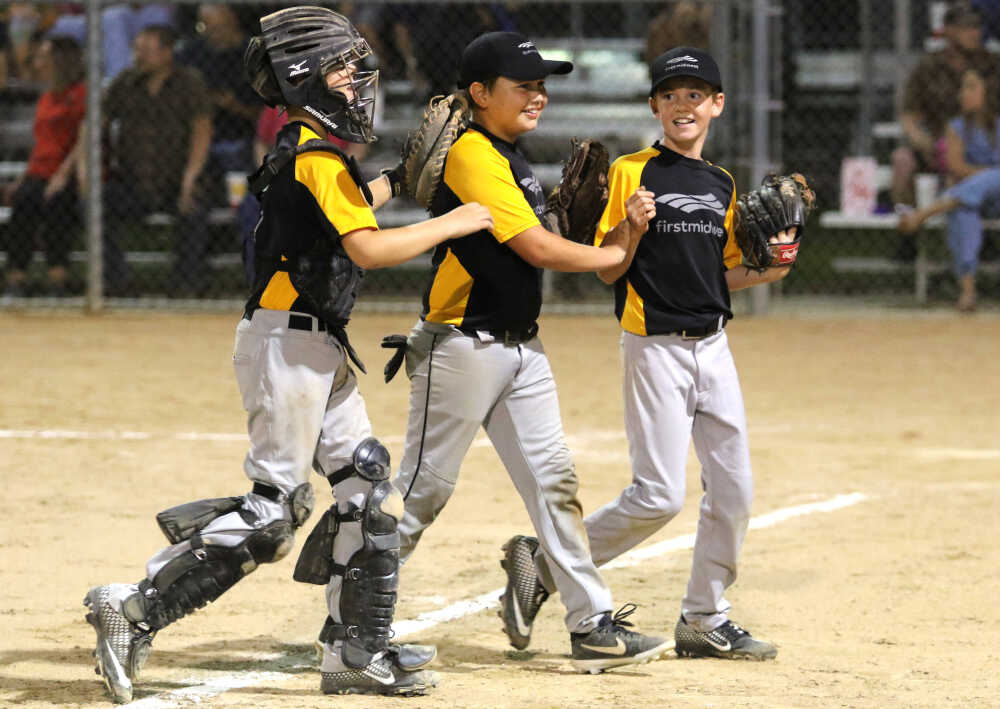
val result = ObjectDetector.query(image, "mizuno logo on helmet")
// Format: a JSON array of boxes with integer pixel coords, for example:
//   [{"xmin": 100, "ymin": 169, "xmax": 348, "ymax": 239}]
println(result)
[
  {"xmin": 288, "ymin": 60, "xmax": 310, "ymax": 78},
  {"xmin": 668, "ymin": 55, "xmax": 699, "ymax": 65},
  {"xmin": 656, "ymin": 192, "xmax": 726, "ymax": 216}
]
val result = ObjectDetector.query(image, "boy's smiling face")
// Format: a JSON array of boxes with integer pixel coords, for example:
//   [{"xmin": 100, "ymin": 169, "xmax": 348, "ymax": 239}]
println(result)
[
  {"xmin": 649, "ymin": 76, "xmax": 724, "ymax": 158},
  {"xmin": 470, "ymin": 77, "xmax": 548, "ymax": 142}
]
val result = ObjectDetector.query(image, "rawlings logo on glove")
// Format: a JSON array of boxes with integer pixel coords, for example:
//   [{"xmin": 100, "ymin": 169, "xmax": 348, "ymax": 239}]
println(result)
[{"xmin": 733, "ymin": 173, "xmax": 816, "ymax": 270}]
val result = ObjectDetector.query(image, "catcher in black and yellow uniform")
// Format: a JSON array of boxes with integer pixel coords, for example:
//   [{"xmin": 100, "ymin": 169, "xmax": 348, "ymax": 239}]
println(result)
[
  {"xmin": 390, "ymin": 31, "xmax": 672, "ymax": 674},
  {"xmin": 501, "ymin": 47, "xmax": 811, "ymax": 662},
  {"xmin": 81, "ymin": 7, "xmax": 492, "ymax": 702}
]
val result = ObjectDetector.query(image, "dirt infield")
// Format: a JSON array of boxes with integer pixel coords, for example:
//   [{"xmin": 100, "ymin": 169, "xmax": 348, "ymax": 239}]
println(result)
[{"xmin": 2, "ymin": 308, "xmax": 999, "ymax": 708}]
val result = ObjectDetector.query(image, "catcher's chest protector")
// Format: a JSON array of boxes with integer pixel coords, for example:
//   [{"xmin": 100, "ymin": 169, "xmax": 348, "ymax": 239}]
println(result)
[{"xmin": 249, "ymin": 131, "xmax": 373, "ymax": 327}]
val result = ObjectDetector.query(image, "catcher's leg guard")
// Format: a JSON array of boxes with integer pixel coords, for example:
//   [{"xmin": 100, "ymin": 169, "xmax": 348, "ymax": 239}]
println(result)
[
  {"xmin": 326, "ymin": 477, "xmax": 403, "ymax": 669},
  {"xmin": 127, "ymin": 483, "xmax": 314, "ymax": 631}
]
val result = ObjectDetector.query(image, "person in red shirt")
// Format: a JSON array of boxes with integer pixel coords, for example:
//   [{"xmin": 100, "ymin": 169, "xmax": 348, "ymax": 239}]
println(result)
[{"xmin": 2, "ymin": 35, "xmax": 85, "ymax": 296}]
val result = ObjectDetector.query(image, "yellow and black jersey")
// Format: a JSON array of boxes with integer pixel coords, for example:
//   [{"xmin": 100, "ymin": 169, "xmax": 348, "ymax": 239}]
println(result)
[
  {"xmin": 596, "ymin": 142, "xmax": 741, "ymax": 336},
  {"xmin": 423, "ymin": 123, "xmax": 545, "ymax": 332},
  {"xmin": 245, "ymin": 122, "xmax": 377, "ymax": 321}
]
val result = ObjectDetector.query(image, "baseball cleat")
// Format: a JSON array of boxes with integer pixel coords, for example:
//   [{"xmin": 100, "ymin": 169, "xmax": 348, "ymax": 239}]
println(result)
[
  {"xmin": 569, "ymin": 604, "xmax": 671, "ymax": 674},
  {"xmin": 83, "ymin": 585, "xmax": 156, "ymax": 704},
  {"xmin": 674, "ymin": 616, "xmax": 777, "ymax": 660},
  {"xmin": 315, "ymin": 640, "xmax": 437, "ymax": 672},
  {"xmin": 498, "ymin": 535, "xmax": 550, "ymax": 650},
  {"xmin": 320, "ymin": 653, "xmax": 439, "ymax": 696}
]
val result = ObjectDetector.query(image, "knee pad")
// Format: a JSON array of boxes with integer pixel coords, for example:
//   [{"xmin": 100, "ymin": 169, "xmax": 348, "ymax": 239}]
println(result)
[{"xmin": 326, "ymin": 436, "xmax": 391, "ymax": 487}]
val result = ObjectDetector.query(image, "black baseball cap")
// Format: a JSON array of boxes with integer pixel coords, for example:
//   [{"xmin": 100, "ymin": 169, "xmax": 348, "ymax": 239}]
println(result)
[
  {"xmin": 649, "ymin": 46, "xmax": 722, "ymax": 96},
  {"xmin": 458, "ymin": 31, "xmax": 573, "ymax": 89}
]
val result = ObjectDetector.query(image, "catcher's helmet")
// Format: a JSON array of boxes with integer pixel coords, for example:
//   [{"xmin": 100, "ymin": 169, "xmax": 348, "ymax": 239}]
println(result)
[{"xmin": 244, "ymin": 6, "xmax": 378, "ymax": 143}]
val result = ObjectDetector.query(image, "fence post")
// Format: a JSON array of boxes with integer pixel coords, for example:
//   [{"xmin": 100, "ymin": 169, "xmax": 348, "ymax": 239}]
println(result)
[
  {"xmin": 85, "ymin": 0, "xmax": 104, "ymax": 313},
  {"xmin": 750, "ymin": 0, "xmax": 772, "ymax": 314}
]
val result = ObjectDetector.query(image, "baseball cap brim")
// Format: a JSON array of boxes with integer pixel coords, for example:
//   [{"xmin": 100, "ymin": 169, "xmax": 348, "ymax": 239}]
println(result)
[{"xmin": 515, "ymin": 58, "xmax": 574, "ymax": 80}]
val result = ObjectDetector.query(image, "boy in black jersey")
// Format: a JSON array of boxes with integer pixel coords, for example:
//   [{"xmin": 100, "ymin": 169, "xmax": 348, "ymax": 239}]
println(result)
[
  {"xmin": 81, "ymin": 8, "xmax": 493, "ymax": 702},
  {"xmin": 503, "ymin": 46, "xmax": 798, "ymax": 661},
  {"xmin": 391, "ymin": 31, "xmax": 673, "ymax": 673}
]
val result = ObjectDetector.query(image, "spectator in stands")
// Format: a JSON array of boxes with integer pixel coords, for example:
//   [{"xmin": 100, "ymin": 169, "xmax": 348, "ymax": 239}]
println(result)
[
  {"xmin": 898, "ymin": 64, "xmax": 1000, "ymax": 312},
  {"xmin": 891, "ymin": 1, "xmax": 993, "ymax": 209},
  {"xmin": 644, "ymin": 1, "xmax": 712, "ymax": 64},
  {"xmin": 5, "ymin": 4, "xmax": 40, "ymax": 81},
  {"xmin": 89, "ymin": 24, "xmax": 212, "ymax": 296},
  {"xmin": 356, "ymin": 4, "xmax": 503, "ymax": 103},
  {"xmin": 47, "ymin": 3, "xmax": 174, "ymax": 80},
  {"xmin": 2, "ymin": 36, "xmax": 85, "ymax": 297},
  {"xmin": 179, "ymin": 5, "xmax": 260, "ymax": 207}
]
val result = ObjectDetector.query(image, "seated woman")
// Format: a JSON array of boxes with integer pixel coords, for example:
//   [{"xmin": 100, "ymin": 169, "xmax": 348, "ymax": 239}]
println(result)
[
  {"xmin": 2, "ymin": 35, "xmax": 85, "ymax": 296},
  {"xmin": 899, "ymin": 63, "xmax": 1000, "ymax": 311}
]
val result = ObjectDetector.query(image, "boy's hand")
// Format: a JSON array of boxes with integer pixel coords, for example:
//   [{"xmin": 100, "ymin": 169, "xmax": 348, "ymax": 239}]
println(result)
[
  {"xmin": 441, "ymin": 201, "xmax": 494, "ymax": 238},
  {"xmin": 625, "ymin": 187, "xmax": 656, "ymax": 235}
]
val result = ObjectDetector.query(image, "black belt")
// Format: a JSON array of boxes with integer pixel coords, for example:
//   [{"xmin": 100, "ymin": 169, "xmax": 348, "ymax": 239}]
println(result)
[
  {"xmin": 288, "ymin": 313, "xmax": 326, "ymax": 332},
  {"xmin": 243, "ymin": 310, "xmax": 367, "ymax": 374},
  {"xmin": 459, "ymin": 323, "xmax": 538, "ymax": 345},
  {"xmin": 663, "ymin": 322, "xmax": 724, "ymax": 340}
]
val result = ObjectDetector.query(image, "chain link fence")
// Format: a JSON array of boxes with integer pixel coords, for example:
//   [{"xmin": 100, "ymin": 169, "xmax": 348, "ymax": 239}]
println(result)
[{"xmin": 1, "ymin": 0, "xmax": 996, "ymax": 311}]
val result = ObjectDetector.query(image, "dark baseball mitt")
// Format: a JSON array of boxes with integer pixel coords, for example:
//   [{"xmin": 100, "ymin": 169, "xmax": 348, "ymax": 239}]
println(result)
[
  {"xmin": 543, "ymin": 138, "xmax": 610, "ymax": 244},
  {"xmin": 734, "ymin": 173, "xmax": 817, "ymax": 270},
  {"xmin": 403, "ymin": 92, "xmax": 472, "ymax": 208}
]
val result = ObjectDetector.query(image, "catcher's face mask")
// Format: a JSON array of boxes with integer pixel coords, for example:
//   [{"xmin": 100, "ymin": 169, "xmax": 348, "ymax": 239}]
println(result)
[{"xmin": 252, "ymin": 6, "xmax": 379, "ymax": 144}]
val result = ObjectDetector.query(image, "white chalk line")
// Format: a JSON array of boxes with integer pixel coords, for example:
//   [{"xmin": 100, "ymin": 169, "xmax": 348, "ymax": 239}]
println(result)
[
  {"xmin": 6, "ymin": 427, "xmax": 999, "ymax": 463},
  {"xmin": 124, "ymin": 492, "xmax": 867, "ymax": 707}
]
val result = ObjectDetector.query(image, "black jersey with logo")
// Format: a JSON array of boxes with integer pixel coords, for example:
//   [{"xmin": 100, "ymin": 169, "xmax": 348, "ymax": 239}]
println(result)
[
  {"xmin": 422, "ymin": 124, "xmax": 545, "ymax": 332},
  {"xmin": 595, "ymin": 142, "xmax": 741, "ymax": 335}
]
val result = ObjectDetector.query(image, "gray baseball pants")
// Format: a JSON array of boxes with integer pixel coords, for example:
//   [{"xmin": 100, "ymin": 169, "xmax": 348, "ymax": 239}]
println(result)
[
  {"xmin": 536, "ymin": 329, "xmax": 753, "ymax": 633},
  {"xmin": 393, "ymin": 319, "xmax": 613, "ymax": 633}
]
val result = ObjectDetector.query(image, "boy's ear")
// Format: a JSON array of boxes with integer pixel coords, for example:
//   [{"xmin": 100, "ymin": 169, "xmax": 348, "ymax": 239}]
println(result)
[
  {"xmin": 649, "ymin": 95, "xmax": 659, "ymax": 116},
  {"xmin": 711, "ymin": 91, "xmax": 725, "ymax": 118},
  {"xmin": 469, "ymin": 81, "xmax": 490, "ymax": 110}
]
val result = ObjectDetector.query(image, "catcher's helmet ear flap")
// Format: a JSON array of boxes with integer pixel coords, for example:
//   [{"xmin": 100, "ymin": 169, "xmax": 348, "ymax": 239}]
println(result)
[
  {"xmin": 253, "ymin": 6, "xmax": 379, "ymax": 144},
  {"xmin": 244, "ymin": 36, "xmax": 283, "ymax": 107}
]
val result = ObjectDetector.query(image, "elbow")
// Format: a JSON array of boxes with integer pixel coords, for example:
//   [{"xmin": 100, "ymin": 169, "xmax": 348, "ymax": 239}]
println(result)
[{"xmin": 351, "ymin": 252, "xmax": 379, "ymax": 270}]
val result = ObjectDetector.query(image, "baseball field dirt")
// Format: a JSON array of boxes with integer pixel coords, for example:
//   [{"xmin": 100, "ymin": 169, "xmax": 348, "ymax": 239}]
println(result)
[{"xmin": 2, "ymin": 308, "xmax": 998, "ymax": 708}]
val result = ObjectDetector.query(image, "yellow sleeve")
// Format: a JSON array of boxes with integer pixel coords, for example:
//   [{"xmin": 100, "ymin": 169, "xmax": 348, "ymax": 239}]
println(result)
[
  {"xmin": 595, "ymin": 155, "xmax": 639, "ymax": 246},
  {"xmin": 444, "ymin": 136, "xmax": 539, "ymax": 243},
  {"xmin": 295, "ymin": 152, "xmax": 378, "ymax": 235}
]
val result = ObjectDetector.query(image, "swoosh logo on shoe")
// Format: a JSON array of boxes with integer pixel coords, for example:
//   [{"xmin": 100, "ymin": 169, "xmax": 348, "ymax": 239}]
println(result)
[
  {"xmin": 580, "ymin": 637, "xmax": 628, "ymax": 655},
  {"xmin": 509, "ymin": 593, "xmax": 531, "ymax": 637},
  {"xmin": 704, "ymin": 634, "xmax": 732, "ymax": 652}
]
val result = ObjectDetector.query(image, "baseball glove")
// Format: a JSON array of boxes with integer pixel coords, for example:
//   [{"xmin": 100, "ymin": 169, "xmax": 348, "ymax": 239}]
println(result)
[
  {"xmin": 403, "ymin": 92, "xmax": 472, "ymax": 208},
  {"xmin": 543, "ymin": 138, "xmax": 610, "ymax": 244},
  {"xmin": 733, "ymin": 173, "xmax": 817, "ymax": 270}
]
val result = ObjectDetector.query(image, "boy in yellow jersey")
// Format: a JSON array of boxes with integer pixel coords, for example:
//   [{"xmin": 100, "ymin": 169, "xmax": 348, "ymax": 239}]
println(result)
[
  {"xmin": 501, "ymin": 47, "xmax": 798, "ymax": 661},
  {"xmin": 81, "ymin": 8, "xmax": 493, "ymax": 702},
  {"xmin": 390, "ymin": 31, "xmax": 671, "ymax": 674}
]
